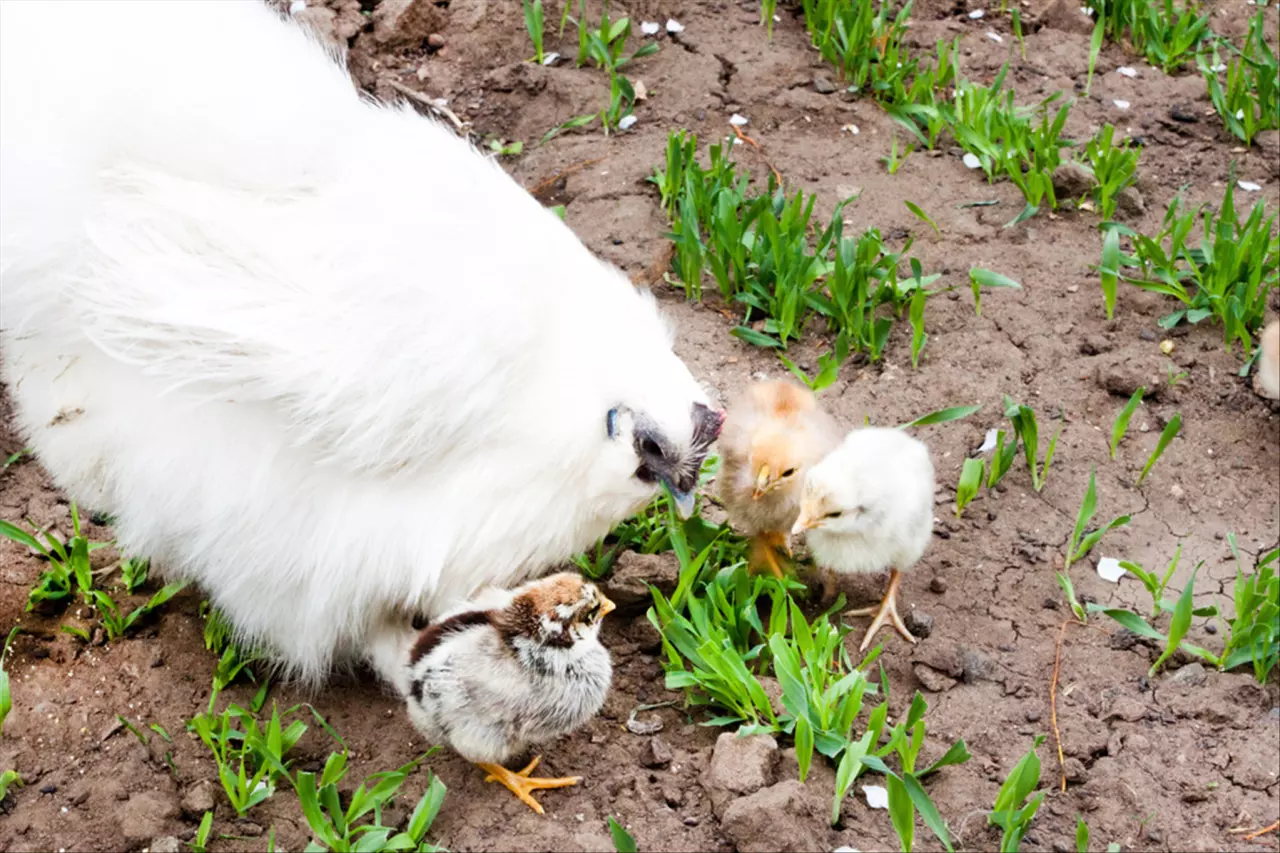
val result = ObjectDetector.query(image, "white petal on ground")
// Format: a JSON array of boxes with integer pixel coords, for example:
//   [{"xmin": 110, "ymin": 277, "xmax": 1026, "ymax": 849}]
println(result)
[
  {"xmin": 963, "ymin": 152, "xmax": 982, "ymax": 169},
  {"xmin": 541, "ymin": 52, "xmax": 560, "ymax": 66},
  {"xmin": 666, "ymin": 18, "xmax": 685, "ymax": 33},
  {"xmin": 617, "ymin": 115, "xmax": 638, "ymax": 131},
  {"xmin": 1096, "ymin": 557, "xmax": 1127, "ymax": 583},
  {"xmin": 640, "ymin": 21, "xmax": 660, "ymax": 35},
  {"xmin": 978, "ymin": 428, "xmax": 999, "ymax": 454},
  {"xmin": 1238, "ymin": 180, "xmax": 1262, "ymax": 192},
  {"xmin": 1113, "ymin": 99, "xmax": 1130, "ymax": 110},
  {"xmin": 863, "ymin": 785, "xmax": 890, "ymax": 809},
  {"xmin": 729, "ymin": 113, "xmax": 749, "ymax": 126},
  {"xmin": 969, "ymin": 9, "xmax": 985, "ymax": 18},
  {"xmin": 987, "ymin": 31, "xmax": 1003, "ymax": 42},
  {"xmin": 842, "ymin": 123, "xmax": 860, "ymax": 135},
  {"xmin": 1117, "ymin": 66, "xmax": 1138, "ymax": 77}
]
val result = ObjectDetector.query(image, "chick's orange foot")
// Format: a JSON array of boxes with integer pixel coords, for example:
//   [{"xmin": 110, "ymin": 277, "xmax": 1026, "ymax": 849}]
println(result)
[
  {"xmin": 747, "ymin": 530, "xmax": 792, "ymax": 579},
  {"xmin": 848, "ymin": 568, "xmax": 917, "ymax": 652},
  {"xmin": 477, "ymin": 756, "xmax": 581, "ymax": 815}
]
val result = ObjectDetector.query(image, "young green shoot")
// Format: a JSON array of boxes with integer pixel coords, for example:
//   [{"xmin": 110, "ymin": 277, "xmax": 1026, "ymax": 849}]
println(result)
[
  {"xmin": 0, "ymin": 626, "xmax": 17, "ymax": 736},
  {"xmin": 1002, "ymin": 397, "xmax": 1060, "ymax": 492},
  {"xmin": 0, "ymin": 769, "xmax": 21, "ymax": 802},
  {"xmin": 1062, "ymin": 467, "xmax": 1131, "ymax": 621},
  {"xmin": 899, "ymin": 405, "xmax": 983, "ymax": 429},
  {"xmin": 608, "ymin": 817, "xmax": 638, "ymax": 853},
  {"xmin": 955, "ymin": 458, "xmax": 984, "ymax": 518},
  {"xmin": 904, "ymin": 201, "xmax": 939, "ymax": 236},
  {"xmin": 189, "ymin": 811, "xmax": 215, "ymax": 853},
  {"xmin": 1097, "ymin": 227, "xmax": 1122, "ymax": 320},
  {"xmin": 522, "ymin": 0, "xmax": 546, "ymax": 65},
  {"xmin": 986, "ymin": 430, "xmax": 1019, "ymax": 489},
  {"xmin": 1136, "ymin": 412, "xmax": 1181, "ymax": 486},
  {"xmin": 988, "ymin": 735, "xmax": 1046, "ymax": 852},
  {"xmin": 1109, "ymin": 386, "xmax": 1145, "ymax": 459},
  {"xmin": 969, "ymin": 268, "xmax": 1023, "ymax": 317}
]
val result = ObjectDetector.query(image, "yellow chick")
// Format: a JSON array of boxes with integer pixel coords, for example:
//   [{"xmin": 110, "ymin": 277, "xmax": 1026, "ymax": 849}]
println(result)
[{"xmin": 717, "ymin": 380, "xmax": 841, "ymax": 578}]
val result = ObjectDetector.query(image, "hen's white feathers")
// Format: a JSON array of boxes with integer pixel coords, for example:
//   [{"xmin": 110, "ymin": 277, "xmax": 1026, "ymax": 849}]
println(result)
[{"xmin": 0, "ymin": 1, "xmax": 707, "ymax": 685}]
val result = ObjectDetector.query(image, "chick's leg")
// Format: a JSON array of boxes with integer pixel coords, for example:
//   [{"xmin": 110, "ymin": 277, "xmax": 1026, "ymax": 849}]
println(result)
[
  {"xmin": 748, "ymin": 531, "xmax": 789, "ymax": 578},
  {"xmin": 849, "ymin": 568, "xmax": 917, "ymax": 653},
  {"xmin": 476, "ymin": 756, "xmax": 580, "ymax": 815}
]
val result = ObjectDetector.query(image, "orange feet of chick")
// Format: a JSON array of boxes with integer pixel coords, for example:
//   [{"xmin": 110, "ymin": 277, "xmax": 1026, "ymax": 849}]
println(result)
[
  {"xmin": 477, "ymin": 756, "xmax": 580, "ymax": 815},
  {"xmin": 847, "ymin": 568, "xmax": 917, "ymax": 652},
  {"xmin": 747, "ymin": 531, "xmax": 792, "ymax": 579}
]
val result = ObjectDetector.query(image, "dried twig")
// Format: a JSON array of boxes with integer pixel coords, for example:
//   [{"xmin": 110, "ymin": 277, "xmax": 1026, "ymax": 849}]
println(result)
[
  {"xmin": 527, "ymin": 158, "xmax": 605, "ymax": 201},
  {"xmin": 731, "ymin": 124, "xmax": 783, "ymax": 186},
  {"xmin": 1050, "ymin": 617, "xmax": 1072, "ymax": 793},
  {"xmin": 1242, "ymin": 821, "xmax": 1279, "ymax": 840},
  {"xmin": 629, "ymin": 242, "xmax": 675, "ymax": 288},
  {"xmin": 385, "ymin": 79, "xmax": 468, "ymax": 134}
]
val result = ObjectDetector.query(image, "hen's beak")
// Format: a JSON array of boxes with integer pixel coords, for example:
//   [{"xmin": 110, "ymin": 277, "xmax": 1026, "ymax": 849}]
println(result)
[
  {"xmin": 752, "ymin": 466, "xmax": 771, "ymax": 500},
  {"xmin": 667, "ymin": 484, "xmax": 697, "ymax": 520},
  {"xmin": 598, "ymin": 593, "xmax": 616, "ymax": 619}
]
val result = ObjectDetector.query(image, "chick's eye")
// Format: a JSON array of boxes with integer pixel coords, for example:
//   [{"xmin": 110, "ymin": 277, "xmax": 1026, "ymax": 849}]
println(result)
[
  {"xmin": 583, "ymin": 605, "xmax": 600, "ymax": 623},
  {"xmin": 825, "ymin": 510, "xmax": 843, "ymax": 519},
  {"xmin": 781, "ymin": 468, "xmax": 797, "ymax": 478}
]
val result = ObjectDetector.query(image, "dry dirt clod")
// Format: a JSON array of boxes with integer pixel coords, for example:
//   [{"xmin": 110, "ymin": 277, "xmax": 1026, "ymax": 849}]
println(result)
[
  {"xmin": 703, "ymin": 732, "xmax": 779, "ymax": 816},
  {"xmin": 601, "ymin": 551, "xmax": 678, "ymax": 611},
  {"xmin": 640, "ymin": 735, "xmax": 674, "ymax": 768},
  {"xmin": 180, "ymin": 780, "xmax": 216, "ymax": 818},
  {"xmin": 720, "ymin": 781, "xmax": 826, "ymax": 853},
  {"xmin": 904, "ymin": 609, "xmax": 933, "ymax": 639},
  {"xmin": 151, "ymin": 838, "xmax": 181, "ymax": 853},
  {"xmin": 117, "ymin": 792, "xmax": 180, "ymax": 845}
]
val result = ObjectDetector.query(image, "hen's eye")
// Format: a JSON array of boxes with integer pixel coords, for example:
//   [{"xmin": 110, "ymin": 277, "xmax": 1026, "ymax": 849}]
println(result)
[
  {"xmin": 781, "ymin": 467, "xmax": 797, "ymax": 478},
  {"xmin": 583, "ymin": 605, "xmax": 600, "ymax": 623},
  {"xmin": 825, "ymin": 510, "xmax": 843, "ymax": 519},
  {"xmin": 641, "ymin": 437, "xmax": 662, "ymax": 457},
  {"xmin": 636, "ymin": 464, "xmax": 657, "ymax": 483}
]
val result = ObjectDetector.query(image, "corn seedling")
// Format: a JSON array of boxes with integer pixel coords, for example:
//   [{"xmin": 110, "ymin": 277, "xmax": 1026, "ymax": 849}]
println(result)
[
  {"xmin": 609, "ymin": 817, "xmax": 638, "ymax": 853},
  {"xmin": 883, "ymin": 135, "xmax": 914, "ymax": 174},
  {"xmin": 1085, "ymin": 14, "xmax": 1105, "ymax": 95},
  {"xmin": 1001, "ymin": 397, "xmax": 1060, "ymax": 492},
  {"xmin": 1135, "ymin": 412, "xmax": 1180, "ymax": 486},
  {"xmin": 522, "ymin": 0, "xmax": 546, "ymax": 65},
  {"xmin": 1081, "ymin": 124, "xmax": 1140, "ymax": 221},
  {"xmin": 295, "ymin": 751, "xmax": 447, "ymax": 853},
  {"xmin": 487, "ymin": 139, "xmax": 523, "ymax": 157},
  {"xmin": 969, "ymin": 268, "xmax": 1023, "ymax": 317},
  {"xmin": 852, "ymin": 692, "xmax": 969, "ymax": 851},
  {"xmin": 1, "ymin": 503, "xmax": 109, "ymax": 612},
  {"xmin": 1085, "ymin": 0, "xmax": 1211, "ymax": 73},
  {"xmin": 1093, "ymin": 541, "xmax": 1278, "ymax": 682},
  {"xmin": 986, "ymin": 429, "xmax": 1019, "ymax": 488},
  {"xmin": 1097, "ymin": 226, "xmax": 1122, "ymax": 320},
  {"xmin": 82, "ymin": 580, "xmax": 189, "ymax": 642},
  {"xmin": 1199, "ymin": 12, "xmax": 1280, "ymax": 145},
  {"xmin": 2, "ymin": 449, "xmax": 29, "ymax": 470},
  {"xmin": 1109, "ymin": 386, "xmax": 1145, "ymax": 459},
  {"xmin": 0, "ymin": 769, "xmax": 21, "ymax": 802},
  {"xmin": 904, "ymin": 202, "xmax": 939, "ymax": 237},
  {"xmin": 779, "ymin": 331, "xmax": 852, "ymax": 393},
  {"xmin": 1167, "ymin": 364, "xmax": 1189, "ymax": 386},
  {"xmin": 987, "ymin": 736, "xmax": 1046, "ymax": 852},
  {"xmin": 955, "ymin": 458, "xmax": 984, "ymax": 517},
  {"xmin": 0, "ymin": 626, "xmax": 17, "ymax": 736},
  {"xmin": 189, "ymin": 811, "xmax": 215, "ymax": 853},
  {"xmin": 909, "ymin": 285, "xmax": 928, "ymax": 368},
  {"xmin": 121, "ymin": 556, "xmax": 149, "ymax": 594},
  {"xmin": 1119, "ymin": 543, "xmax": 1185, "ymax": 618},
  {"xmin": 1122, "ymin": 181, "xmax": 1278, "ymax": 356},
  {"xmin": 801, "ymin": 0, "xmax": 912, "ymax": 91},
  {"xmin": 1060, "ymin": 467, "xmax": 1131, "ymax": 621}
]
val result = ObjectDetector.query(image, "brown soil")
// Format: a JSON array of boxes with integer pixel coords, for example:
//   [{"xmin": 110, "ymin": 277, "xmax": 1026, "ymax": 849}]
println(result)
[{"xmin": 2, "ymin": 1, "xmax": 1279, "ymax": 851}]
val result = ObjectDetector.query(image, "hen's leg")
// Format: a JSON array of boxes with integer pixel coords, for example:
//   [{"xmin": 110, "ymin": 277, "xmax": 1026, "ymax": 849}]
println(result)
[
  {"xmin": 477, "ymin": 756, "xmax": 581, "ymax": 815},
  {"xmin": 848, "ymin": 568, "xmax": 916, "ymax": 652}
]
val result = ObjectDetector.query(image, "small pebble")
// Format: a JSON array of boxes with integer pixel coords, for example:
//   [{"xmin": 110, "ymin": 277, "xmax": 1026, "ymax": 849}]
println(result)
[
  {"xmin": 904, "ymin": 610, "xmax": 933, "ymax": 639},
  {"xmin": 426, "ymin": 33, "xmax": 445, "ymax": 48},
  {"xmin": 929, "ymin": 577, "xmax": 948, "ymax": 594},
  {"xmin": 684, "ymin": 816, "xmax": 699, "ymax": 827},
  {"xmin": 1205, "ymin": 622, "xmax": 1217, "ymax": 635}
]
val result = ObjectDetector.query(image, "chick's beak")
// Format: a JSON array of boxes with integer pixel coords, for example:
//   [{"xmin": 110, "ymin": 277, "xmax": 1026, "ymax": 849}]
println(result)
[
  {"xmin": 598, "ymin": 593, "xmax": 616, "ymax": 619},
  {"xmin": 792, "ymin": 502, "xmax": 820, "ymax": 536},
  {"xmin": 752, "ymin": 466, "xmax": 771, "ymax": 500}
]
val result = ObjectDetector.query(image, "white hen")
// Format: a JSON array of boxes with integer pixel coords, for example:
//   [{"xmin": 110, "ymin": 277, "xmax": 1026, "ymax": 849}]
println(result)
[
  {"xmin": 0, "ymin": 0, "xmax": 720, "ymax": 689},
  {"xmin": 792, "ymin": 428, "xmax": 935, "ymax": 652}
]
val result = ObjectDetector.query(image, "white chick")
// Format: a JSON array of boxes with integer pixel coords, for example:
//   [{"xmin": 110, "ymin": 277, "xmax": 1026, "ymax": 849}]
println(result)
[
  {"xmin": 791, "ymin": 427, "xmax": 935, "ymax": 652},
  {"xmin": 405, "ymin": 572, "xmax": 615, "ymax": 814},
  {"xmin": 717, "ymin": 380, "xmax": 842, "ymax": 578}
]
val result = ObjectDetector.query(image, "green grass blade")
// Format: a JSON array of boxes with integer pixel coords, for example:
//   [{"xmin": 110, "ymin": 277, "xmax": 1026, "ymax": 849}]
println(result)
[
  {"xmin": 903, "ymin": 773, "xmax": 955, "ymax": 853},
  {"xmin": 608, "ymin": 817, "xmax": 638, "ymax": 853},
  {"xmin": 904, "ymin": 201, "xmax": 940, "ymax": 235},
  {"xmin": 1110, "ymin": 386, "xmax": 1145, "ymax": 459},
  {"xmin": 1136, "ymin": 412, "xmax": 1182, "ymax": 486},
  {"xmin": 1150, "ymin": 566, "xmax": 1199, "ymax": 675},
  {"xmin": 899, "ymin": 405, "xmax": 982, "ymax": 429},
  {"xmin": 955, "ymin": 457, "xmax": 984, "ymax": 517}
]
